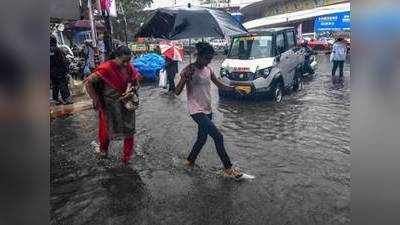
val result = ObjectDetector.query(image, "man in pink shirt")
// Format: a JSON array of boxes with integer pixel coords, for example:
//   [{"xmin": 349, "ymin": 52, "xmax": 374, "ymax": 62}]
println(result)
[{"xmin": 175, "ymin": 42, "xmax": 245, "ymax": 179}]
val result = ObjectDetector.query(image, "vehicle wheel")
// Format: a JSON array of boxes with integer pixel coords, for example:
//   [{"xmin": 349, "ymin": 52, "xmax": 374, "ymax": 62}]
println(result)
[{"xmin": 272, "ymin": 81, "xmax": 284, "ymax": 103}]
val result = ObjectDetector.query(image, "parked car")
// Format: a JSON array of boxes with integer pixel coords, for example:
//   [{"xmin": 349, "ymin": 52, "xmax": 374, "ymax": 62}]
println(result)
[
  {"xmin": 307, "ymin": 37, "xmax": 331, "ymax": 51},
  {"xmin": 325, "ymin": 38, "xmax": 351, "ymax": 55},
  {"xmin": 219, "ymin": 27, "xmax": 307, "ymax": 102},
  {"xmin": 301, "ymin": 33, "xmax": 315, "ymax": 42}
]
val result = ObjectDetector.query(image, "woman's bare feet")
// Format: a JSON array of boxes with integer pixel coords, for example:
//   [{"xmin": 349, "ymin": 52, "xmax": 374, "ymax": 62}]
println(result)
[{"xmin": 95, "ymin": 151, "xmax": 108, "ymax": 159}]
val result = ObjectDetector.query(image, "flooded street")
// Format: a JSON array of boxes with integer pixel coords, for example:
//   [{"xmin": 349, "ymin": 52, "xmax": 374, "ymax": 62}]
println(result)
[{"xmin": 51, "ymin": 54, "xmax": 350, "ymax": 225}]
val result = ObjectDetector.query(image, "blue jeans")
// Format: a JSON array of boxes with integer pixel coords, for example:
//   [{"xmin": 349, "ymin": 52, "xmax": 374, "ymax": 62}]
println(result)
[{"xmin": 188, "ymin": 113, "xmax": 232, "ymax": 169}]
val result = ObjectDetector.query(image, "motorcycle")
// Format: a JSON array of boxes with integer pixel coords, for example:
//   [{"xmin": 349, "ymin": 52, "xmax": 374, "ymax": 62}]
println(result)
[{"xmin": 300, "ymin": 47, "xmax": 318, "ymax": 77}]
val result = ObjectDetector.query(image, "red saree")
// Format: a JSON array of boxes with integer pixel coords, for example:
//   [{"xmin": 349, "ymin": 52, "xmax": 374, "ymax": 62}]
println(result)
[{"xmin": 94, "ymin": 60, "xmax": 141, "ymax": 95}]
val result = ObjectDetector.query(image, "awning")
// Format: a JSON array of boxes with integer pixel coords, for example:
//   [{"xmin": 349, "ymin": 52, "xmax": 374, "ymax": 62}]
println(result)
[
  {"xmin": 50, "ymin": 0, "xmax": 81, "ymax": 21},
  {"xmin": 65, "ymin": 20, "xmax": 106, "ymax": 31},
  {"xmin": 243, "ymin": 2, "xmax": 350, "ymax": 29}
]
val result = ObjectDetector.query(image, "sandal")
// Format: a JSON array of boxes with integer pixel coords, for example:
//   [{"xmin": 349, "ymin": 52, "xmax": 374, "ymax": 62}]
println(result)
[{"xmin": 95, "ymin": 151, "xmax": 108, "ymax": 159}]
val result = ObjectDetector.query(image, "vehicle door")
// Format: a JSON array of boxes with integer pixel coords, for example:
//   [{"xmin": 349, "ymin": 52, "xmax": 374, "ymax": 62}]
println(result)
[
  {"xmin": 275, "ymin": 32, "xmax": 290, "ymax": 87},
  {"xmin": 284, "ymin": 29, "xmax": 299, "ymax": 87}
]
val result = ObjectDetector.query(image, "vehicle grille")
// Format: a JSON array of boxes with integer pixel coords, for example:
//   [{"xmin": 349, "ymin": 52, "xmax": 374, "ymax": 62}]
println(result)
[{"xmin": 227, "ymin": 72, "xmax": 255, "ymax": 81}]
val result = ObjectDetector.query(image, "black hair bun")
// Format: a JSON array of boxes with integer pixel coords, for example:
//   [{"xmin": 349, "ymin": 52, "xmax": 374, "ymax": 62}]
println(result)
[
  {"xmin": 113, "ymin": 45, "xmax": 132, "ymax": 58},
  {"xmin": 195, "ymin": 42, "xmax": 214, "ymax": 56}
]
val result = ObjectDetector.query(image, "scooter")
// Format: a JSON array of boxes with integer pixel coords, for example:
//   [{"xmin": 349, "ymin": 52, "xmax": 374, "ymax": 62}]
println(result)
[{"xmin": 301, "ymin": 49, "xmax": 318, "ymax": 77}]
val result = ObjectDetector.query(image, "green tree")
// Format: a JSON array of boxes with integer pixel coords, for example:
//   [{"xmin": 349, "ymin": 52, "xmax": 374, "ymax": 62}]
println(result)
[{"xmin": 112, "ymin": 0, "xmax": 153, "ymax": 42}]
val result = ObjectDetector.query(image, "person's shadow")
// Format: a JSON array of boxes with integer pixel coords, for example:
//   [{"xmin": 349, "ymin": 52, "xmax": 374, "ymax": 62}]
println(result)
[
  {"xmin": 99, "ymin": 166, "xmax": 150, "ymax": 223},
  {"xmin": 185, "ymin": 175, "xmax": 237, "ymax": 225}
]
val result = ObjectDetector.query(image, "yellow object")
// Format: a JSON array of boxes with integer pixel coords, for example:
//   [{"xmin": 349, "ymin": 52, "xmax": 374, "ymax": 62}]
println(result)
[
  {"xmin": 238, "ymin": 36, "xmax": 256, "ymax": 41},
  {"xmin": 235, "ymin": 86, "xmax": 252, "ymax": 95}
]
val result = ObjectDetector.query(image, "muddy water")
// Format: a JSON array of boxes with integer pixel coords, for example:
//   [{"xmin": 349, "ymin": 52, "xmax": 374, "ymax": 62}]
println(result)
[{"xmin": 51, "ymin": 54, "xmax": 350, "ymax": 225}]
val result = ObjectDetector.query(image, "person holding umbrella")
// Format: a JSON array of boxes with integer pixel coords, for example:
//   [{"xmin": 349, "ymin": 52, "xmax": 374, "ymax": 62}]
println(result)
[
  {"xmin": 160, "ymin": 41, "xmax": 183, "ymax": 92},
  {"xmin": 175, "ymin": 42, "xmax": 245, "ymax": 179}
]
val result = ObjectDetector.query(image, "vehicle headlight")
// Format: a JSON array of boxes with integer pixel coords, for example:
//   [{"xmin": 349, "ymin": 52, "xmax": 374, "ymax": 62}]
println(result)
[
  {"xmin": 220, "ymin": 68, "xmax": 228, "ymax": 78},
  {"xmin": 255, "ymin": 67, "xmax": 272, "ymax": 79}
]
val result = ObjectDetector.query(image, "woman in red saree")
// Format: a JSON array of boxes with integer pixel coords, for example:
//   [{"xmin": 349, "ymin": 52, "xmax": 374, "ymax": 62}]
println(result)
[{"xmin": 85, "ymin": 46, "xmax": 141, "ymax": 165}]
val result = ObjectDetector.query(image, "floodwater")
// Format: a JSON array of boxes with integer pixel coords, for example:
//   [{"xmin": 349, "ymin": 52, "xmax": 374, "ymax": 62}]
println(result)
[{"xmin": 51, "ymin": 54, "xmax": 350, "ymax": 225}]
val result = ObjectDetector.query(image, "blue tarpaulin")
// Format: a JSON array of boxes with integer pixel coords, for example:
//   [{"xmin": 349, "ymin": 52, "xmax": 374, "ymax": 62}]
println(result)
[{"xmin": 133, "ymin": 53, "xmax": 165, "ymax": 80}]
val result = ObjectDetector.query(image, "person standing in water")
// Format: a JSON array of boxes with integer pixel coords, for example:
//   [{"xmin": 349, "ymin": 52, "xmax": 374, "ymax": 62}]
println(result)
[
  {"xmin": 165, "ymin": 57, "xmax": 179, "ymax": 92},
  {"xmin": 175, "ymin": 42, "xmax": 245, "ymax": 179},
  {"xmin": 50, "ymin": 35, "xmax": 73, "ymax": 105},
  {"xmin": 330, "ymin": 37, "xmax": 347, "ymax": 82},
  {"xmin": 84, "ymin": 46, "xmax": 141, "ymax": 165}
]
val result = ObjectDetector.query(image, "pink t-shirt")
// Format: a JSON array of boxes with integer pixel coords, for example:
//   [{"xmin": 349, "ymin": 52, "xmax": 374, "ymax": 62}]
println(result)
[{"xmin": 185, "ymin": 66, "xmax": 212, "ymax": 115}]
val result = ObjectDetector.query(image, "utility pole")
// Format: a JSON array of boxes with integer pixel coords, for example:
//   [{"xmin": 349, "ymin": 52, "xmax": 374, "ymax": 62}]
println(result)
[
  {"xmin": 119, "ymin": 3, "xmax": 128, "ymax": 45},
  {"xmin": 88, "ymin": 0, "xmax": 97, "ymax": 47},
  {"xmin": 101, "ymin": 4, "xmax": 113, "ymax": 59}
]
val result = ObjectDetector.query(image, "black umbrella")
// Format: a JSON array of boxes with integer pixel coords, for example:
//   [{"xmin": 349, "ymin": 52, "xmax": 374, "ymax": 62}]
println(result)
[{"xmin": 135, "ymin": 6, "xmax": 248, "ymax": 40}]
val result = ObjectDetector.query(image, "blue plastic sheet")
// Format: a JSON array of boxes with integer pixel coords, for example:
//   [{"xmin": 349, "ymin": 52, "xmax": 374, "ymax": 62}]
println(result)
[{"xmin": 133, "ymin": 53, "xmax": 165, "ymax": 80}]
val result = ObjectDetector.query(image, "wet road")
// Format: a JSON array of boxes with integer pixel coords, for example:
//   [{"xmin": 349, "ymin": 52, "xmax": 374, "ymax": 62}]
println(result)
[{"xmin": 51, "ymin": 54, "xmax": 350, "ymax": 225}]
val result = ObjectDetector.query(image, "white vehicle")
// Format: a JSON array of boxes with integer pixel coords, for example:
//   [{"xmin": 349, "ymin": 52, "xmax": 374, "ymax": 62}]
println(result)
[{"xmin": 219, "ymin": 27, "xmax": 304, "ymax": 102}]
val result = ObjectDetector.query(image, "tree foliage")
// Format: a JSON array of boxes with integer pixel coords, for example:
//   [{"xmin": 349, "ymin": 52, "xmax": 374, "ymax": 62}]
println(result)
[
  {"xmin": 112, "ymin": 0, "xmax": 153, "ymax": 41},
  {"xmin": 118, "ymin": 0, "xmax": 153, "ymax": 13}
]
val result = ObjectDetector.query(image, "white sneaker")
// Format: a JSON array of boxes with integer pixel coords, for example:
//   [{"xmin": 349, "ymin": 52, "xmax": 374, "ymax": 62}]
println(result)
[{"xmin": 223, "ymin": 167, "xmax": 243, "ymax": 181}]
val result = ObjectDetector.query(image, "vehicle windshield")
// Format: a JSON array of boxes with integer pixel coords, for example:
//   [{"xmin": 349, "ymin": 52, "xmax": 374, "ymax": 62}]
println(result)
[{"xmin": 228, "ymin": 35, "xmax": 273, "ymax": 59}]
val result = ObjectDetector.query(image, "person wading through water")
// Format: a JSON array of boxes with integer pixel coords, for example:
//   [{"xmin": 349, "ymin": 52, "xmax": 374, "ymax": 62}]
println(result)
[
  {"xmin": 175, "ymin": 42, "xmax": 246, "ymax": 179},
  {"xmin": 330, "ymin": 37, "xmax": 348, "ymax": 82},
  {"xmin": 165, "ymin": 57, "xmax": 179, "ymax": 93},
  {"xmin": 85, "ymin": 46, "xmax": 141, "ymax": 165}
]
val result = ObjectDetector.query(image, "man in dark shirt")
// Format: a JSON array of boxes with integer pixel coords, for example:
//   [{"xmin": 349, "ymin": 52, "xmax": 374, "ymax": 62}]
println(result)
[
  {"xmin": 50, "ymin": 35, "xmax": 72, "ymax": 104},
  {"xmin": 165, "ymin": 57, "xmax": 178, "ymax": 92}
]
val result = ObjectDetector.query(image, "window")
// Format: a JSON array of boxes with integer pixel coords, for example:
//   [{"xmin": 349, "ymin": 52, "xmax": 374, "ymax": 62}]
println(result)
[
  {"xmin": 276, "ymin": 33, "xmax": 285, "ymax": 54},
  {"xmin": 228, "ymin": 35, "xmax": 273, "ymax": 59},
  {"xmin": 286, "ymin": 31, "xmax": 295, "ymax": 48}
]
